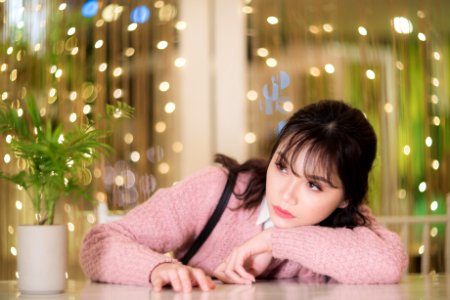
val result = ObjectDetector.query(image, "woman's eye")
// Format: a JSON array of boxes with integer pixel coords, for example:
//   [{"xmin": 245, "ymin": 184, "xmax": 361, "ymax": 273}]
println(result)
[
  {"xmin": 308, "ymin": 181, "xmax": 322, "ymax": 191},
  {"xmin": 275, "ymin": 162, "xmax": 288, "ymax": 173}
]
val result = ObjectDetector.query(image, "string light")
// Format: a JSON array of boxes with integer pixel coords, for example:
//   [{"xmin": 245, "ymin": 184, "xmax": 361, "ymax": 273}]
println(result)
[
  {"xmin": 67, "ymin": 27, "xmax": 76, "ymax": 36},
  {"xmin": 159, "ymin": 81, "xmax": 170, "ymax": 92},
  {"xmin": 130, "ymin": 151, "xmax": 140, "ymax": 162},
  {"xmin": 430, "ymin": 201, "xmax": 438, "ymax": 211},
  {"xmin": 175, "ymin": 21, "xmax": 187, "ymax": 30},
  {"xmin": 95, "ymin": 40, "xmax": 104, "ymax": 49},
  {"xmin": 322, "ymin": 23, "xmax": 333, "ymax": 32},
  {"xmin": 58, "ymin": 3, "xmax": 67, "ymax": 11},
  {"xmin": 418, "ymin": 182, "xmax": 427, "ymax": 192},
  {"xmin": 366, "ymin": 69, "xmax": 375, "ymax": 80},
  {"xmin": 128, "ymin": 23, "xmax": 138, "ymax": 31},
  {"xmin": 324, "ymin": 63, "xmax": 335, "ymax": 74},
  {"xmin": 265, "ymin": 58, "xmax": 277, "ymax": 68},
  {"xmin": 418, "ymin": 32, "xmax": 426, "ymax": 41},
  {"xmin": 309, "ymin": 25, "xmax": 320, "ymax": 34},
  {"xmin": 403, "ymin": 145, "xmax": 411, "ymax": 155},
  {"xmin": 432, "ymin": 160, "xmax": 439, "ymax": 170},
  {"xmin": 309, "ymin": 67, "xmax": 321, "ymax": 77},
  {"xmin": 158, "ymin": 162, "xmax": 170, "ymax": 174},
  {"xmin": 256, "ymin": 48, "xmax": 269, "ymax": 57},
  {"xmin": 433, "ymin": 52, "xmax": 441, "ymax": 60},
  {"xmin": 247, "ymin": 90, "xmax": 258, "ymax": 101},
  {"xmin": 124, "ymin": 133, "xmax": 134, "ymax": 144},
  {"xmin": 393, "ymin": 16, "xmax": 413, "ymax": 34},
  {"xmin": 156, "ymin": 41, "xmax": 168, "ymax": 50},
  {"xmin": 384, "ymin": 103, "xmax": 393, "ymax": 113},
  {"xmin": 125, "ymin": 47, "xmax": 135, "ymax": 56},
  {"xmin": 242, "ymin": 6, "xmax": 253, "ymax": 14},
  {"xmin": 164, "ymin": 102, "xmax": 176, "ymax": 113},
  {"xmin": 155, "ymin": 121, "xmax": 167, "ymax": 133},
  {"xmin": 358, "ymin": 26, "xmax": 368, "ymax": 36},
  {"xmin": 174, "ymin": 57, "xmax": 186, "ymax": 67},
  {"xmin": 244, "ymin": 132, "xmax": 257, "ymax": 144},
  {"xmin": 267, "ymin": 16, "xmax": 279, "ymax": 25}
]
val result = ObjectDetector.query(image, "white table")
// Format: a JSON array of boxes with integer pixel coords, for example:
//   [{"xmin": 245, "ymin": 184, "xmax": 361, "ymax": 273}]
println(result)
[{"xmin": 0, "ymin": 274, "xmax": 448, "ymax": 300}]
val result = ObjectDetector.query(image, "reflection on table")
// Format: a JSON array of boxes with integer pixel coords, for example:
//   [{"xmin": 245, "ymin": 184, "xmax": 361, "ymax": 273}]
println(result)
[{"xmin": 0, "ymin": 274, "xmax": 448, "ymax": 300}]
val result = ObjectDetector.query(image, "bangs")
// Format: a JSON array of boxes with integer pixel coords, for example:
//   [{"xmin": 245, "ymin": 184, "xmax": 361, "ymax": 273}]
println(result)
[{"xmin": 277, "ymin": 133, "xmax": 339, "ymax": 187}]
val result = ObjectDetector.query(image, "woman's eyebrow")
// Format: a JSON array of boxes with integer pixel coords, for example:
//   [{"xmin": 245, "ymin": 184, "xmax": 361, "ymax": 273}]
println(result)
[{"xmin": 307, "ymin": 175, "xmax": 338, "ymax": 188}]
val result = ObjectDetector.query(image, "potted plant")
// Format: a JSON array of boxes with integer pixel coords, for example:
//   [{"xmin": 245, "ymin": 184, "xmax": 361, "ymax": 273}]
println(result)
[{"xmin": 0, "ymin": 95, "xmax": 133, "ymax": 294}]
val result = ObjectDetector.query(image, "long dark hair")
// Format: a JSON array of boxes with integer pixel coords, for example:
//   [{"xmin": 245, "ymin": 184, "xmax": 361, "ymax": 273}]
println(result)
[{"xmin": 216, "ymin": 99, "xmax": 377, "ymax": 228}]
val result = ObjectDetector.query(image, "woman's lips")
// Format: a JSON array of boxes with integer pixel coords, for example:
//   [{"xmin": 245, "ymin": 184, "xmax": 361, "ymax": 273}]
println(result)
[{"xmin": 273, "ymin": 205, "xmax": 295, "ymax": 219}]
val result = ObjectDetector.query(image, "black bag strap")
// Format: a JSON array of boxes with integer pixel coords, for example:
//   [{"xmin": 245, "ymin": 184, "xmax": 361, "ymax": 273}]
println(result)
[{"xmin": 180, "ymin": 172, "xmax": 237, "ymax": 265}]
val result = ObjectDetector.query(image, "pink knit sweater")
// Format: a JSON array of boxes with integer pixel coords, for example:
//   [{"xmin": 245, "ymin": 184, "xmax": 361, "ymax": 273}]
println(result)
[{"xmin": 79, "ymin": 167, "xmax": 408, "ymax": 286}]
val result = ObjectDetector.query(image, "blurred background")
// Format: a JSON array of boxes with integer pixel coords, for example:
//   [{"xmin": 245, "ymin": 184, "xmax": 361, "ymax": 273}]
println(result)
[{"xmin": 1, "ymin": 0, "xmax": 449, "ymax": 279}]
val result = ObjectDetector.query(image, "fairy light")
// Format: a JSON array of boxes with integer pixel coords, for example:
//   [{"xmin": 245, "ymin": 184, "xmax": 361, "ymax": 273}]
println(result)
[
  {"xmin": 267, "ymin": 16, "xmax": 279, "ymax": 25},
  {"xmin": 175, "ymin": 21, "xmax": 187, "ymax": 30},
  {"xmin": 156, "ymin": 41, "xmax": 168, "ymax": 50},
  {"xmin": 113, "ymin": 89, "xmax": 123, "ymax": 98},
  {"xmin": 87, "ymin": 214, "xmax": 96, "ymax": 224},
  {"xmin": 418, "ymin": 32, "xmax": 426, "ymax": 41},
  {"xmin": 256, "ymin": 48, "xmax": 269, "ymax": 57},
  {"xmin": 95, "ymin": 40, "xmax": 104, "ymax": 49},
  {"xmin": 247, "ymin": 90, "xmax": 258, "ymax": 101},
  {"xmin": 1, "ymin": 63, "xmax": 7, "ymax": 72},
  {"xmin": 113, "ymin": 67, "xmax": 123, "ymax": 77},
  {"xmin": 309, "ymin": 25, "xmax": 320, "ymax": 34},
  {"xmin": 71, "ymin": 47, "xmax": 79, "ymax": 55},
  {"xmin": 174, "ymin": 57, "xmax": 186, "ymax": 67},
  {"xmin": 244, "ymin": 132, "xmax": 257, "ymax": 144},
  {"xmin": 55, "ymin": 69, "xmax": 63, "ymax": 78},
  {"xmin": 164, "ymin": 102, "xmax": 176, "ymax": 113},
  {"xmin": 10, "ymin": 69, "xmax": 17, "ymax": 81},
  {"xmin": 115, "ymin": 175, "xmax": 124, "ymax": 186},
  {"xmin": 15, "ymin": 200, "xmax": 22, "ymax": 210},
  {"xmin": 418, "ymin": 182, "xmax": 427, "ymax": 192},
  {"xmin": 124, "ymin": 133, "xmax": 134, "ymax": 144},
  {"xmin": 366, "ymin": 69, "xmax": 375, "ymax": 80},
  {"xmin": 50, "ymin": 65, "xmax": 57, "ymax": 73},
  {"xmin": 155, "ymin": 121, "xmax": 167, "ymax": 133},
  {"xmin": 384, "ymin": 103, "xmax": 393, "ymax": 113},
  {"xmin": 403, "ymin": 145, "xmax": 411, "ymax": 155},
  {"xmin": 67, "ymin": 27, "xmax": 76, "ymax": 36},
  {"xmin": 98, "ymin": 63, "xmax": 107, "ymax": 72},
  {"xmin": 322, "ymin": 23, "xmax": 333, "ymax": 32},
  {"xmin": 158, "ymin": 162, "xmax": 170, "ymax": 174},
  {"xmin": 433, "ymin": 52, "xmax": 441, "ymax": 60},
  {"xmin": 418, "ymin": 245, "xmax": 425, "ymax": 255},
  {"xmin": 10, "ymin": 247, "xmax": 17, "ymax": 256},
  {"xmin": 396, "ymin": 61, "xmax": 404, "ymax": 70},
  {"xmin": 96, "ymin": 19, "xmax": 104, "ymax": 27},
  {"xmin": 130, "ymin": 151, "xmax": 140, "ymax": 162},
  {"xmin": 6, "ymin": 135, "xmax": 12, "ymax": 144},
  {"xmin": 159, "ymin": 81, "xmax": 170, "ymax": 92},
  {"xmin": 358, "ymin": 26, "xmax": 368, "ymax": 36},
  {"xmin": 49, "ymin": 88, "xmax": 57, "ymax": 97},
  {"xmin": 282, "ymin": 101, "xmax": 294, "ymax": 112},
  {"xmin": 433, "ymin": 116, "xmax": 440, "ymax": 126},
  {"xmin": 8, "ymin": 226, "xmax": 14, "ymax": 235},
  {"xmin": 432, "ymin": 78, "xmax": 439, "ymax": 87},
  {"xmin": 1, "ymin": 92, "xmax": 7, "ymax": 100},
  {"xmin": 242, "ymin": 6, "xmax": 253, "ymax": 14},
  {"xmin": 4, "ymin": 154, "xmax": 11, "ymax": 164},
  {"xmin": 417, "ymin": 10, "xmax": 425, "ymax": 18},
  {"xmin": 393, "ymin": 16, "xmax": 413, "ymax": 34},
  {"xmin": 172, "ymin": 142, "xmax": 183, "ymax": 153},
  {"xmin": 125, "ymin": 47, "xmax": 135, "ymax": 56},
  {"xmin": 69, "ymin": 113, "xmax": 77, "ymax": 123},
  {"xmin": 432, "ymin": 160, "xmax": 439, "ymax": 170},
  {"xmin": 58, "ymin": 3, "xmax": 67, "ymax": 11},
  {"xmin": 67, "ymin": 222, "xmax": 75, "ymax": 232},
  {"xmin": 425, "ymin": 137, "xmax": 432, "ymax": 147},
  {"xmin": 324, "ymin": 64, "xmax": 335, "ymax": 74},
  {"xmin": 17, "ymin": 108, "xmax": 23, "ymax": 117},
  {"xmin": 69, "ymin": 91, "xmax": 77, "ymax": 101},
  {"xmin": 431, "ymin": 95, "xmax": 439, "ymax": 104},
  {"xmin": 430, "ymin": 201, "xmax": 438, "ymax": 211},
  {"xmin": 430, "ymin": 227, "xmax": 438, "ymax": 237},
  {"xmin": 34, "ymin": 43, "xmax": 41, "ymax": 52},
  {"xmin": 309, "ymin": 67, "xmax": 321, "ymax": 77},
  {"xmin": 83, "ymin": 105, "xmax": 92, "ymax": 114},
  {"xmin": 154, "ymin": 1, "xmax": 164, "ymax": 8},
  {"xmin": 266, "ymin": 58, "xmax": 277, "ymax": 68},
  {"xmin": 7, "ymin": 47, "xmax": 13, "ymax": 55},
  {"xmin": 128, "ymin": 23, "xmax": 138, "ymax": 31}
]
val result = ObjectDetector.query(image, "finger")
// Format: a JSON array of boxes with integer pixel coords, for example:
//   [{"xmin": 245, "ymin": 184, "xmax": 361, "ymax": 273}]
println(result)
[
  {"xmin": 191, "ymin": 268, "xmax": 215, "ymax": 291},
  {"xmin": 152, "ymin": 277, "xmax": 164, "ymax": 292},
  {"xmin": 234, "ymin": 254, "xmax": 256, "ymax": 282},
  {"xmin": 206, "ymin": 276, "xmax": 217, "ymax": 289},
  {"xmin": 224, "ymin": 264, "xmax": 252, "ymax": 285},
  {"xmin": 168, "ymin": 269, "xmax": 183, "ymax": 292},
  {"xmin": 177, "ymin": 268, "xmax": 193, "ymax": 292}
]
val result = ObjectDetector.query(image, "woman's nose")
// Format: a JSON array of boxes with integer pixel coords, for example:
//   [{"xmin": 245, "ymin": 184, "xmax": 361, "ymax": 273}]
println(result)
[{"xmin": 281, "ymin": 181, "xmax": 298, "ymax": 205}]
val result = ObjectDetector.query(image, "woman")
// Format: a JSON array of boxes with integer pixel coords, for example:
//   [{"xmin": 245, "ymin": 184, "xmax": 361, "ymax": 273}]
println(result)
[{"xmin": 80, "ymin": 100, "xmax": 408, "ymax": 292}]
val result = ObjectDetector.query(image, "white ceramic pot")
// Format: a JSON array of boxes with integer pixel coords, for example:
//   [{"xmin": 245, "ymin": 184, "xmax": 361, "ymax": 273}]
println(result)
[{"xmin": 17, "ymin": 225, "xmax": 67, "ymax": 294}]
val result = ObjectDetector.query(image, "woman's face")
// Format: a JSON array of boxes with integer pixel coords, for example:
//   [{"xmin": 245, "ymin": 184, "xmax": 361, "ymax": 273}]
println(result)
[{"xmin": 265, "ymin": 147, "xmax": 347, "ymax": 228}]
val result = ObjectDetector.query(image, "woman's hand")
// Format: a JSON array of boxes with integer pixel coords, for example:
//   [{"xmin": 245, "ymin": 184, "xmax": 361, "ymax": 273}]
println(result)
[
  {"xmin": 150, "ymin": 263, "xmax": 216, "ymax": 292},
  {"xmin": 214, "ymin": 229, "xmax": 273, "ymax": 284}
]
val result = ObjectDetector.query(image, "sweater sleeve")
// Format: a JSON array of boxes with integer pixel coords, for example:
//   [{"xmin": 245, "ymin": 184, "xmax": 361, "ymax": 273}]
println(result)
[
  {"xmin": 79, "ymin": 167, "xmax": 227, "ymax": 286},
  {"xmin": 271, "ymin": 207, "xmax": 409, "ymax": 284}
]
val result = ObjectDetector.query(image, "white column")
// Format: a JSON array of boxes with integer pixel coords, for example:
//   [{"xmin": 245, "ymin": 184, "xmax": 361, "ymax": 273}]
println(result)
[
  {"xmin": 179, "ymin": 0, "xmax": 247, "ymax": 178},
  {"xmin": 179, "ymin": 0, "xmax": 213, "ymax": 177},
  {"xmin": 213, "ymin": 0, "xmax": 248, "ymax": 163}
]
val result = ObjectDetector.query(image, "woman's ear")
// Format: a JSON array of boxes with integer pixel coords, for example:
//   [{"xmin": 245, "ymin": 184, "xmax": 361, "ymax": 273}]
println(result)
[{"xmin": 338, "ymin": 199, "xmax": 349, "ymax": 208}]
